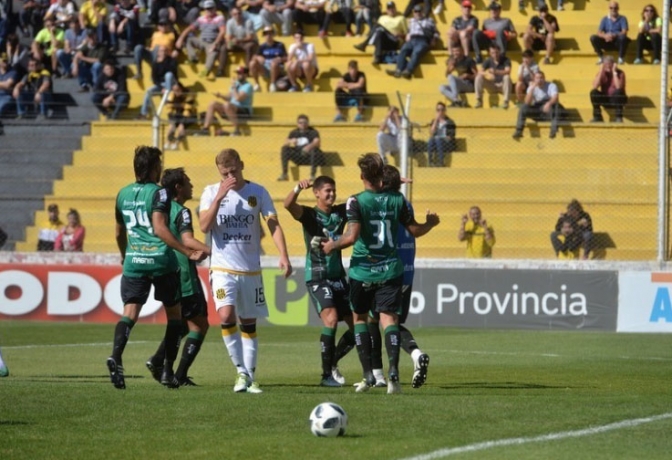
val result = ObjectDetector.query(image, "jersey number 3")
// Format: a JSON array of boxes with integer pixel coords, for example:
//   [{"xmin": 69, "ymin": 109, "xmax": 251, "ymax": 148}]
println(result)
[{"xmin": 369, "ymin": 219, "xmax": 393, "ymax": 249}]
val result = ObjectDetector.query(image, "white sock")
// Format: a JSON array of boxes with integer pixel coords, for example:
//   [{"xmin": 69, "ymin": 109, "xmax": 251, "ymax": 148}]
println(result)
[
  {"xmin": 411, "ymin": 348, "xmax": 423, "ymax": 363},
  {"xmin": 373, "ymin": 368, "xmax": 385, "ymax": 381},
  {"xmin": 0, "ymin": 347, "xmax": 5, "ymax": 368},
  {"xmin": 241, "ymin": 331, "xmax": 258, "ymax": 382},
  {"xmin": 221, "ymin": 325, "xmax": 246, "ymax": 376}
]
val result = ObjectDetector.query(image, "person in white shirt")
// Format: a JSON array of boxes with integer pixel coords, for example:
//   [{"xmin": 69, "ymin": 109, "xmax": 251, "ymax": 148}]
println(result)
[
  {"xmin": 376, "ymin": 105, "xmax": 403, "ymax": 164},
  {"xmin": 513, "ymin": 70, "xmax": 560, "ymax": 140},
  {"xmin": 286, "ymin": 29, "xmax": 318, "ymax": 92},
  {"xmin": 199, "ymin": 148, "xmax": 292, "ymax": 393}
]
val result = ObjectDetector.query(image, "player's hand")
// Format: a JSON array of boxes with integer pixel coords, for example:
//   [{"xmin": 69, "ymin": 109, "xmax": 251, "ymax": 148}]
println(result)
[
  {"xmin": 321, "ymin": 238, "xmax": 336, "ymax": 255},
  {"xmin": 297, "ymin": 179, "xmax": 311, "ymax": 190},
  {"xmin": 480, "ymin": 219, "xmax": 487, "ymax": 227},
  {"xmin": 279, "ymin": 257, "xmax": 292, "ymax": 278},
  {"xmin": 426, "ymin": 210, "xmax": 440, "ymax": 227},
  {"xmin": 215, "ymin": 176, "xmax": 236, "ymax": 200},
  {"xmin": 189, "ymin": 250, "xmax": 206, "ymax": 262},
  {"xmin": 461, "ymin": 214, "xmax": 468, "ymax": 225}
]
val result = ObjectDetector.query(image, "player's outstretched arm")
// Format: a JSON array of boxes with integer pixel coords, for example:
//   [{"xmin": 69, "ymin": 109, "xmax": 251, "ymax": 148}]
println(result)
[
  {"xmin": 406, "ymin": 210, "xmax": 440, "ymax": 238},
  {"xmin": 283, "ymin": 179, "xmax": 311, "ymax": 220},
  {"xmin": 267, "ymin": 215, "xmax": 293, "ymax": 278},
  {"xmin": 181, "ymin": 231, "xmax": 211, "ymax": 257}
]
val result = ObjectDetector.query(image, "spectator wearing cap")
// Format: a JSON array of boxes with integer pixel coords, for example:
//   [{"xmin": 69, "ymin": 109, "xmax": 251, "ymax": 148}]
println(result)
[
  {"xmin": 78, "ymin": 0, "xmax": 108, "ymax": 44},
  {"xmin": 447, "ymin": 1, "xmax": 478, "ymax": 58},
  {"xmin": 353, "ymin": 1, "xmax": 407, "ymax": 65},
  {"xmin": 72, "ymin": 28, "xmax": 110, "ymax": 91},
  {"xmin": 37, "ymin": 203, "xmax": 63, "ymax": 251},
  {"xmin": 225, "ymin": 6, "xmax": 259, "ymax": 72},
  {"xmin": 0, "ymin": 53, "xmax": 18, "ymax": 117},
  {"xmin": 385, "ymin": 4, "xmax": 437, "ymax": 79},
  {"xmin": 589, "ymin": 1, "xmax": 629, "ymax": 65},
  {"xmin": 471, "ymin": 2, "xmax": 516, "ymax": 64},
  {"xmin": 249, "ymin": 26, "xmax": 288, "ymax": 92},
  {"xmin": 136, "ymin": 45, "xmax": 176, "ymax": 119},
  {"xmin": 133, "ymin": 20, "xmax": 178, "ymax": 80},
  {"xmin": 198, "ymin": 65, "xmax": 253, "ymax": 136},
  {"xmin": 286, "ymin": 29, "xmax": 318, "ymax": 92},
  {"xmin": 334, "ymin": 59, "xmax": 367, "ymax": 122},
  {"xmin": 522, "ymin": 4, "xmax": 558, "ymax": 65},
  {"xmin": 261, "ymin": 0, "xmax": 295, "ymax": 37},
  {"xmin": 176, "ymin": 0, "xmax": 227, "ymax": 78},
  {"xmin": 92, "ymin": 59, "xmax": 129, "ymax": 120}
]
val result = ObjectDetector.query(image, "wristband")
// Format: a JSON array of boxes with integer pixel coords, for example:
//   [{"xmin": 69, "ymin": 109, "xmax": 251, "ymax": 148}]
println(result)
[{"xmin": 293, "ymin": 184, "xmax": 301, "ymax": 194}]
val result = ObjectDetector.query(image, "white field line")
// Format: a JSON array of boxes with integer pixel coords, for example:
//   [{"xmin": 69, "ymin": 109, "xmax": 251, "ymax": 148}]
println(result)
[{"xmin": 397, "ymin": 412, "xmax": 672, "ymax": 460}]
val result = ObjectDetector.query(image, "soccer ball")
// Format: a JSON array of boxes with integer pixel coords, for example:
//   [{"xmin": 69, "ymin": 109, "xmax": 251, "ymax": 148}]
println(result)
[{"xmin": 309, "ymin": 402, "xmax": 347, "ymax": 437}]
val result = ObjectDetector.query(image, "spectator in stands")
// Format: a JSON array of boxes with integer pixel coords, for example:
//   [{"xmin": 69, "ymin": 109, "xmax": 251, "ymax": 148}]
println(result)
[
  {"xmin": 376, "ymin": 105, "xmax": 402, "ymax": 164},
  {"xmin": 286, "ymin": 29, "xmax": 318, "ymax": 92},
  {"xmin": 237, "ymin": 0, "xmax": 264, "ymax": 31},
  {"xmin": 278, "ymin": 113, "xmax": 323, "ymax": 181},
  {"xmin": 133, "ymin": 20, "xmax": 178, "ymax": 80},
  {"xmin": 553, "ymin": 199, "xmax": 593, "ymax": 260},
  {"xmin": 20, "ymin": 0, "xmax": 49, "ymax": 38},
  {"xmin": 37, "ymin": 203, "xmax": 63, "ymax": 250},
  {"xmin": 92, "ymin": 59, "xmax": 129, "ymax": 120},
  {"xmin": 45, "ymin": 0, "xmax": 76, "ymax": 30},
  {"xmin": 198, "ymin": 65, "xmax": 253, "ymax": 136},
  {"xmin": 402, "ymin": 0, "xmax": 441, "ymax": 17},
  {"xmin": 56, "ymin": 18, "xmax": 86, "ymax": 78},
  {"xmin": 226, "ymin": 7, "xmax": 259, "ymax": 71},
  {"xmin": 551, "ymin": 216, "xmax": 581, "ymax": 260},
  {"xmin": 385, "ymin": 4, "xmax": 437, "ymax": 79},
  {"xmin": 427, "ymin": 101, "xmax": 455, "ymax": 167},
  {"xmin": 334, "ymin": 59, "xmax": 367, "ymax": 122},
  {"xmin": 353, "ymin": 1, "xmax": 407, "ymax": 66},
  {"xmin": 164, "ymin": 82, "xmax": 196, "ymax": 150},
  {"xmin": 13, "ymin": 56, "xmax": 52, "ymax": 118},
  {"xmin": 590, "ymin": 55, "xmax": 626, "ymax": 123},
  {"xmin": 260, "ymin": 0, "xmax": 294, "ymax": 37},
  {"xmin": 589, "ymin": 1, "xmax": 629, "ymax": 65},
  {"xmin": 634, "ymin": 4, "xmax": 661, "ymax": 65},
  {"xmin": 472, "ymin": 2, "xmax": 516, "ymax": 64},
  {"xmin": 293, "ymin": 0, "xmax": 327, "ymax": 38},
  {"xmin": 513, "ymin": 70, "xmax": 559, "ymax": 139},
  {"xmin": 72, "ymin": 28, "xmax": 109, "ymax": 92},
  {"xmin": 176, "ymin": 0, "xmax": 226, "ymax": 79},
  {"xmin": 515, "ymin": 49, "xmax": 539, "ymax": 106},
  {"xmin": 149, "ymin": 0, "xmax": 176, "ymax": 25},
  {"xmin": 322, "ymin": 0, "xmax": 355, "ymax": 38},
  {"xmin": 522, "ymin": 4, "xmax": 558, "ymax": 65},
  {"xmin": 137, "ymin": 45, "xmax": 176, "ymax": 119},
  {"xmin": 79, "ymin": 0, "xmax": 108, "ymax": 44},
  {"xmin": 447, "ymin": 1, "xmax": 477, "ymax": 59},
  {"xmin": 0, "ymin": 52, "xmax": 17, "ymax": 117},
  {"xmin": 32, "ymin": 16, "xmax": 64, "ymax": 74},
  {"xmin": 474, "ymin": 43, "xmax": 511, "ymax": 109},
  {"xmin": 54, "ymin": 208, "xmax": 85, "ymax": 252},
  {"xmin": 6, "ymin": 34, "xmax": 30, "ymax": 78},
  {"xmin": 250, "ymin": 26, "xmax": 287, "ymax": 92},
  {"xmin": 108, "ymin": 0, "xmax": 140, "ymax": 55},
  {"xmin": 354, "ymin": 0, "xmax": 380, "ymax": 37},
  {"xmin": 439, "ymin": 43, "xmax": 476, "ymax": 108},
  {"xmin": 173, "ymin": 0, "xmax": 201, "ymax": 27},
  {"xmin": 458, "ymin": 206, "xmax": 495, "ymax": 258}
]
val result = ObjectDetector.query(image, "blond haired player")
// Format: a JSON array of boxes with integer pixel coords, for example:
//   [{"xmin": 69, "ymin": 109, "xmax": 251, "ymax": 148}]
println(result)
[{"xmin": 199, "ymin": 149, "xmax": 292, "ymax": 393}]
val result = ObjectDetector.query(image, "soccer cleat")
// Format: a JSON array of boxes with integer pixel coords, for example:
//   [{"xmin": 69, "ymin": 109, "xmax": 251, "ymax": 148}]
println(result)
[
  {"xmin": 0, "ymin": 364, "xmax": 8, "ymax": 377},
  {"xmin": 146, "ymin": 358, "xmax": 163, "ymax": 383},
  {"xmin": 106, "ymin": 357, "xmax": 126, "ymax": 390},
  {"xmin": 234, "ymin": 373, "xmax": 249, "ymax": 393},
  {"xmin": 160, "ymin": 368, "xmax": 180, "ymax": 389},
  {"xmin": 247, "ymin": 381, "xmax": 263, "ymax": 394},
  {"xmin": 387, "ymin": 374, "xmax": 401, "ymax": 394},
  {"xmin": 331, "ymin": 366, "xmax": 346, "ymax": 385},
  {"xmin": 320, "ymin": 375, "xmax": 343, "ymax": 387},
  {"xmin": 354, "ymin": 379, "xmax": 372, "ymax": 393},
  {"xmin": 411, "ymin": 353, "xmax": 430, "ymax": 389},
  {"xmin": 178, "ymin": 376, "xmax": 198, "ymax": 386}
]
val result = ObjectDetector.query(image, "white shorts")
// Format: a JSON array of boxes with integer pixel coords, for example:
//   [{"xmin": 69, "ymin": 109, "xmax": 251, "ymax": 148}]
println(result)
[{"xmin": 210, "ymin": 271, "xmax": 269, "ymax": 319}]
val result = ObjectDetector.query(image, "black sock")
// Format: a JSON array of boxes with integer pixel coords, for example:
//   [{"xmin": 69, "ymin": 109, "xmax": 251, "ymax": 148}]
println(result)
[
  {"xmin": 175, "ymin": 331, "xmax": 204, "ymax": 380},
  {"xmin": 153, "ymin": 322, "xmax": 188, "ymax": 367},
  {"xmin": 333, "ymin": 329, "xmax": 355, "ymax": 364},
  {"xmin": 354, "ymin": 323, "xmax": 372, "ymax": 377},
  {"xmin": 384, "ymin": 325, "xmax": 401, "ymax": 376},
  {"xmin": 368, "ymin": 322, "xmax": 383, "ymax": 370},
  {"xmin": 320, "ymin": 327, "xmax": 336, "ymax": 377},
  {"xmin": 111, "ymin": 316, "xmax": 135, "ymax": 366},
  {"xmin": 400, "ymin": 325, "xmax": 418, "ymax": 355},
  {"xmin": 163, "ymin": 319, "xmax": 183, "ymax": 371}
]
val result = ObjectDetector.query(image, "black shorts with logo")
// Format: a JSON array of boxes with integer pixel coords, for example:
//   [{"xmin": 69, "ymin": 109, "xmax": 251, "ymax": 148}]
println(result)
[
  {"xmin": 181, "ymin": 288, "xmax": 208, "ymax": 320},
  {"xmin": 120, "ymin": 272, "xmax": 181, "ymax": 307},
  {"xmin": 349, "ymin": 276, "xmax": 403, "ymax": 316},
  {"xmin": 307, "ymin": 277, "xmax": 351, "ymax": 321}
]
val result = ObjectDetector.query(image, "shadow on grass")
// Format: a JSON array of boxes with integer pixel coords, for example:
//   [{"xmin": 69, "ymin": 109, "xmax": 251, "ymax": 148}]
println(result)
[
  {"xmin": 440, "ymin": 381, "xmax": 584, "ymax": 390},
  {"xmin": 0, "ymin": 420, "xmax": 30, "ymax": 426}
]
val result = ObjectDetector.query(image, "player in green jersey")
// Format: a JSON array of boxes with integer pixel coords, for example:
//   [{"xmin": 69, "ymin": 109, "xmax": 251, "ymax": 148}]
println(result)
[
  {"xmin": 323, "ymin": 153, "xmax": 439, "ymax": 394},
  {"xmin": 108, "ymin": 146, "xmax": 205, "ymax": 390},
  {"xmin": 146, "ymin": 168, "xmax": 212, "ymax": 387},
  {"xmin": 284, "ymin": 176, "xmax": 356, "ymax": 387}
]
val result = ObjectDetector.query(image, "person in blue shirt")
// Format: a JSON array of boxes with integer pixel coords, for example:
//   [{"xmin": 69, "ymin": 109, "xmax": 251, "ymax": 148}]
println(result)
[
  {"xmin": 249, "ymin": 26, "xmax": 287, "ymax": 92},
  {"xmin": 589, "ymin": 1, "xmax": 630, "ymax": 65}
]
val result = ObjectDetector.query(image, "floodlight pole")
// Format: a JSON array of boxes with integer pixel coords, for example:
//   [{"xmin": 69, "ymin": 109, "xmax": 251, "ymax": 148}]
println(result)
[{"xmin": 657, "ymin": 1, "xmax": 670, "ymax": 263}]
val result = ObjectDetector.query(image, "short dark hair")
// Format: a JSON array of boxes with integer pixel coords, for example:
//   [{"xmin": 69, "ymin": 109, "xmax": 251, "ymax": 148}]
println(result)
[
  {"xmin": 133, "ymin": 145, "xmax": 163, "ymax": 183},
  {"xmin": 312, "ymin": 175, "xmax": 335, "ymax": 190},
  {"xmin": 348, "ymin": 59, "xmax": 358, "ymax": 68},
  {"xmin": 357, "ymin": 153, "xmax": 384, "ymax": 186},
  {"xmin": 297, "ymin": 114, "xmax": 309, "ymax": 123},
  {"xmin": 522, "ymin": 49, "xmax": 534, "ymax": 58},
  {"xmin": 161, "ymin": 167, "xmax": 187, "ymax": 198},
  {"xmin": 48, "ymin": 204, "xmax": 59, "ymax": 212},
  {"xmin": 567, "ymin": 199, "xmax": 584, "ymax": 214},
  {"xmin": 381, "ymin": 165, "xmax": 401, "ymax": 192}
]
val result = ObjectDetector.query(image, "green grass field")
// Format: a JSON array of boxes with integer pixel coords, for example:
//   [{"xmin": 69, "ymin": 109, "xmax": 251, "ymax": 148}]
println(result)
[{"xmin": 1, "ymin": 321, "xmax": 672, "ymax": 460}]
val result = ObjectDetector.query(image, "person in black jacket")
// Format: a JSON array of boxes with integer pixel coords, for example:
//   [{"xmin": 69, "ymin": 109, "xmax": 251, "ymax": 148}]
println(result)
[
  {"xmin": 92, "ymin": 60, "xmax": 129, "ymax": 119},
  {"xmin": 551, "ymin": 199, "xmax": 593, "ymax": 260},
  {"xmin": 137, "ymin": 44, "xmax": 176, "ymax": 119}
]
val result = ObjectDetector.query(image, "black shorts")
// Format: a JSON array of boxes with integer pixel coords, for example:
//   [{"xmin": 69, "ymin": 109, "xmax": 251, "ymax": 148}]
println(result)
[
  {"xmin": 307, "ymin": 278, "xmax": 351, "ymax": 321},
  {"xmin": 349, "ymin": 276, "xmax": 403, "ymax": 316},
  {"xmin": 399, "ymin": 283, "xmax": 412, "ymax": 324},
  {"xmin": 531, "ymin": 36, "xmax": 547, "ymax": 51},
  {"xmin": 181, "ymin": 289, "xmax": 208, "ymax": 320},
  {"xmin": 121, "ymin": 272, "xmax": 181, "ymax": 307}
]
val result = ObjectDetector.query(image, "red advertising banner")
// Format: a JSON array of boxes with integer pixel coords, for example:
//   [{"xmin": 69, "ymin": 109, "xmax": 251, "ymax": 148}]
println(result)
[{"xmin": 0, "ymin": 264, "xmax": 216, "ymax": 324}]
